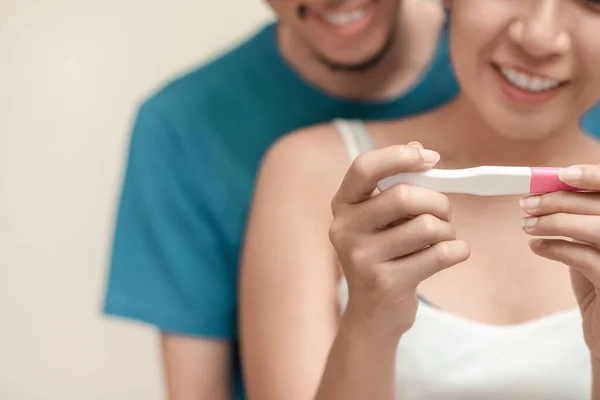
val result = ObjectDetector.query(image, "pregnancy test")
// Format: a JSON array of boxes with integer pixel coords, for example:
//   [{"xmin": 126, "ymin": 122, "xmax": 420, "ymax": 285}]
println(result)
[{"xmin": 377, "ymin": 166, "xmax": 578, "ymax": 196}]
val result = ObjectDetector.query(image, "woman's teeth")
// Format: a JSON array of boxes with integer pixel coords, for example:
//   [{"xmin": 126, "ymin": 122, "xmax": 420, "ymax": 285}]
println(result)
[{"xmin": 499, "ymin": 66, "xmax": 561, "ymax": 93}]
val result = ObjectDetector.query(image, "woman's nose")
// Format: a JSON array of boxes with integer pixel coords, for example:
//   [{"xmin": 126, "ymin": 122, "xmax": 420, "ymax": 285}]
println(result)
[{"xmin": 508, "ymin": 1, "xmax": 571, "ymax": 58}]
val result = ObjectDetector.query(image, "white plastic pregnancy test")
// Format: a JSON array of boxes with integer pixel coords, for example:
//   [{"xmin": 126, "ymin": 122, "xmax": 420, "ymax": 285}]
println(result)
[{"xmin": 377, "ymin": 166, "xmax": 579, "ymax": 196}]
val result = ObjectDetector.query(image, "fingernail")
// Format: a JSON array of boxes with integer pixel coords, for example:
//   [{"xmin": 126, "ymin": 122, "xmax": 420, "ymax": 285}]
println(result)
[
  {"xmin": 408, "ymin": 141, "xmax": 423, "ymax": 148},
  {"xmin": 420, "ymin": 149, "xmax": 440, "ymax": 164},
  {"xmin": 559, "ymin": 167, "xmax": 583, "ymax": 182},
  {"xmin": 519, "ymin": 196, "xmax": 540, "ymax": 210},
  {"xmin": 520, "ymin": 217, "xmax": 538, "ymax": 228}
]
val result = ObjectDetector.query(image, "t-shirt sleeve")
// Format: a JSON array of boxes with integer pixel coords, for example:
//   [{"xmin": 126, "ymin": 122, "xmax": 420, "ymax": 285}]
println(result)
[
  {"xmin": 582, "ymin": 101, "xmax": 600, "ymax": 138},
  {"xmin": 103, "ymin": 101, "xmax": 236, "ymax": 338}
]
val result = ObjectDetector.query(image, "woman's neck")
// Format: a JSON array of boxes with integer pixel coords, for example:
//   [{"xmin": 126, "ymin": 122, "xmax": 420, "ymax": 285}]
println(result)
[{"xmin": 434, "ymin": 95, "xmax": 597, "ymax": 168}]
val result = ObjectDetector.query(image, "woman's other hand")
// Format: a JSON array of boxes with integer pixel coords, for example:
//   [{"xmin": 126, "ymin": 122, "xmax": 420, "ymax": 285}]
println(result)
[{"xmin": 521, "ymin": 164, "xmax": 600, "ymax": 361}]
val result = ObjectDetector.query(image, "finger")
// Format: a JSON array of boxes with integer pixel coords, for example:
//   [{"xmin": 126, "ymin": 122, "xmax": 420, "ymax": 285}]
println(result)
[
  {"xmin": 372, "ymin": 214, "xmax": 456, "ymax": 261},
  {"xmin": 529, "ymin": 238, "xmax": 600, "ymax": 288},
  {"xmin": 558, "ymin": 164, "xmax": 600, "ymax": 191},
  {"xmin": 570, "ymin": 269, "xmax": 596, "ymax": 311},
  {"xmin": 388, "ymin": 240, "xmax": 470, "ymax": 286},
  {"xmin": 348, "ymin": 183, "xmax": 451, "ymax": 232},
  {"xmin": 407, "ymin": 141, "xmax": 423, "ymax": 148},
  {"xmin": 334, "ymin": 145, "xmax": 440, "ymax": 207},
  {"xmin": 520, "ymin": 191, "xmax": 600, "ymax": 217},
  {"xmin": 521, "ymin": 213, "xmax": 600, "ymax": 246}
]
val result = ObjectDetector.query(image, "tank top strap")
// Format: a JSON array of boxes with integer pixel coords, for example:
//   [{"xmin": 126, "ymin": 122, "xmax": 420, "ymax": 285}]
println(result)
[{"xmin": 333, "ymin": 118, "xmax": 375, "ymax": 163}]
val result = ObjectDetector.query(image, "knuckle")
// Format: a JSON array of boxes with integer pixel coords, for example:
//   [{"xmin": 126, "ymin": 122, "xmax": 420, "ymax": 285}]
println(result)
[
  {"xmin": 416, "ymin": 213, "xmax": 440, "ymax": 240},
  {"xmin": 431, "ymin": 240, "xmax": 469, "ymax": 266},
  {"xmin": 555, "ymin": 190, "xmax": 568, "ymax": 205},
  {"xmin": 365, "ymin": 267, "xmax": 395, "ymax": 294},
  {"xmin": 328, "ymin": 224, "xmax": 338, "ymax": 245},
  {"xmin": 541, "ymin": 240, "xmax": 570, "ymax": 263},
  {"xmin": 328, "ymin": 218, "xmax": 347, "ymax": 246},
  {"xmin": 350, "ymin": 153, "xmax": 371, "ymax": 180},
  {"xmin": 330, "ymin": 191, "xmax": 347, "ymax": 217},
  {"xmin": 431, "ymin": 241, "xmax": 448, "ymax": 265},
  {"xmin": 443, "ymin": 222, "xmax": 457, "ymax": 241},
  {"xmin": 389, "ymin": 183, "xmax": 413, "ymax": 205},
  {"xmin": 396, "ymin": 145, "xmax": 421, "ymax": 164},
  {"xmin": 329, "ymin": 218, "xmax": 348, "ymax": 246},
  {"xmin": 547, "ymin": 213, "xmax": 568, "ymax": 231},
  {"xmin": 552, "ymin": 191, "xmax": 569, "ymax": 211},
  {"xmin": 330, "ymin": 193, "xmax": 340, "ymax": 216},
  {"xmin": 348, "ymin": 245, "xmax": 372, "ymax": 267}
]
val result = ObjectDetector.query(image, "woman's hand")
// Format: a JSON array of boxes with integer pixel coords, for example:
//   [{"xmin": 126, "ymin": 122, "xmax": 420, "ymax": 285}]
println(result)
[
  {"xmin": 329, "ymin": 143, "xmax": 470, "ymax": 338},
  {"xmin": 521, "ymin": 164, "xmax": 600, "ymax": 361}
]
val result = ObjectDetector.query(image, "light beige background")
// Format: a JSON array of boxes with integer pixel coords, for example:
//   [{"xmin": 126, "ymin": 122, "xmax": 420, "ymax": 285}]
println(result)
[{"xmin": 0, "ymin": 1, "xmax": 272, "ymax": 398}]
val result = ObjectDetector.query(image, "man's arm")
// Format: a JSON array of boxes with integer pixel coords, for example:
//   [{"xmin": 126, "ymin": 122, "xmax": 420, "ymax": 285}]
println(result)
[
  {"xmin": 162, "ymin": 335, "xmax": 231, "ymax": 400},
  {"xmin": 104, "ymin": 99, "xmax": 236, "ymax": 399}
]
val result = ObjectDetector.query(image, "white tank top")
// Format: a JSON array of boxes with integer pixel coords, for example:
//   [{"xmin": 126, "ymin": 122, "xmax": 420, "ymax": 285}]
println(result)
[{"xmin": 333, "ymin": 118, "xmax": 592, "ymax": 399}]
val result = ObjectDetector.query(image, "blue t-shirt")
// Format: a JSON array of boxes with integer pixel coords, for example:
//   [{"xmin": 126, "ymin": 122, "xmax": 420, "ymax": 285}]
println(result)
[{"xmin": 103, "ymin": 21, "xmax": 600, "ymax": 399}]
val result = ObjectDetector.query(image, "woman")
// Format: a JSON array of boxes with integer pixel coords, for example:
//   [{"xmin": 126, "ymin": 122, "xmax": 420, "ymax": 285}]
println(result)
[{"xmin": 240, "ymin": 1, "xmax": 600, "ymax": 399}]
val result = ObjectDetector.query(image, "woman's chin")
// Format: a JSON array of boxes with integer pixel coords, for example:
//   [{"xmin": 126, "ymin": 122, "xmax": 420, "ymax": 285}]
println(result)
[
  {"xmin": 494, "ymin": 127, "xmax": 558, "ymax": 142},
  {"xmin": 485, "ymin": 113, "xmax": 571, "ymax": 143}
]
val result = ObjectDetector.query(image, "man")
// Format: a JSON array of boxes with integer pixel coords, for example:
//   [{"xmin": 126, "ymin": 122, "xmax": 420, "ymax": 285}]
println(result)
[{"xmin": 102, "ymin": 0, "xmax": 600, "ymax": 398}]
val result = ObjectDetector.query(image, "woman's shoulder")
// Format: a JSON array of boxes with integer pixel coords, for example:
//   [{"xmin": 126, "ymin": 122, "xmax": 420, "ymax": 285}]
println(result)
[
  {"xmin": 258, "ymin": 122, "xmax": 353, "ymax": 193},
  {"xmin": 257, "ymin": 111, "xmax": 444, "ymax": 191},
  {"xmin": 268, "ymin": 121, "xmax": 347, "ymax": 158},
  {"xmin": 363, "ymin": 110, "xmax": 444, "ymax": 151}
]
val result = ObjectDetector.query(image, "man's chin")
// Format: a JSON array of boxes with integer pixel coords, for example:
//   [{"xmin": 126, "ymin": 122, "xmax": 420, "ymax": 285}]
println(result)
[{"xmin": 314, "ymin": 31, "xmax": 395, "ymax": 73}]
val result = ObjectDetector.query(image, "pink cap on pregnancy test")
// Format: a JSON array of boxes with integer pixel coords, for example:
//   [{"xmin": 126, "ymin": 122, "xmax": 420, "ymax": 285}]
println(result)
[
  {"xmin": 529, "ymin": 167, "xmax": 578, "ymax": 194},
  {"xmin": 377, "ymin": 166, "xmax": 579, "ymax": 196}
]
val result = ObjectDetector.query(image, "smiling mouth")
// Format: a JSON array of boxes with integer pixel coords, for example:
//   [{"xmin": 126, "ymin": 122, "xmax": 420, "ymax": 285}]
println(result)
[
  {"xmin": 322, "ymin": 0, "xmax": 373, "ymax": 26},
  {"xmin": 492, "ymin": 63, "xmax": 568, "ymax": 93},
  {"xmin": 298, "ymin": 0, "xmax": 376, "ymax": 33}
]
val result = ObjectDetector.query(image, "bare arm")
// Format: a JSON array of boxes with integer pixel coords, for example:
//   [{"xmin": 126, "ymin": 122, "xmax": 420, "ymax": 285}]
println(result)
[
  {"xmin": 593, "ymin": 358, "xmax": 600, "ymax": 400},
  {"xmin": 312, "ymin": 310, "xmax": 402, "ymax": 400},
  {"xmin": 162, "ymin": 335, "xmax": 231, "ymax": 400},
  {"xmin": 239, "ymin": 133, "xmax": 398, "ymax": 400},
  {"xmin": 240, "ymin": 132, "xmax": 402, "ymax": 400},
  {"xmin": 241, "ymin": 134, "xmax": 467, "ymax": 400},
  {"xmin": 239, "ymin": 131, "xmax": 342, "ymax": 400}
]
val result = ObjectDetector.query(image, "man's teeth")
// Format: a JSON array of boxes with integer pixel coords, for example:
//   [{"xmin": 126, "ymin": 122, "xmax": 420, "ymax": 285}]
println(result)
[
  {"xmin": 500, "ymin": 66, "xmax": 561, "ymax": 92},
  {"xmin": 324, "ymin": 9, "xmax": 366, "ymax": 26}
]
